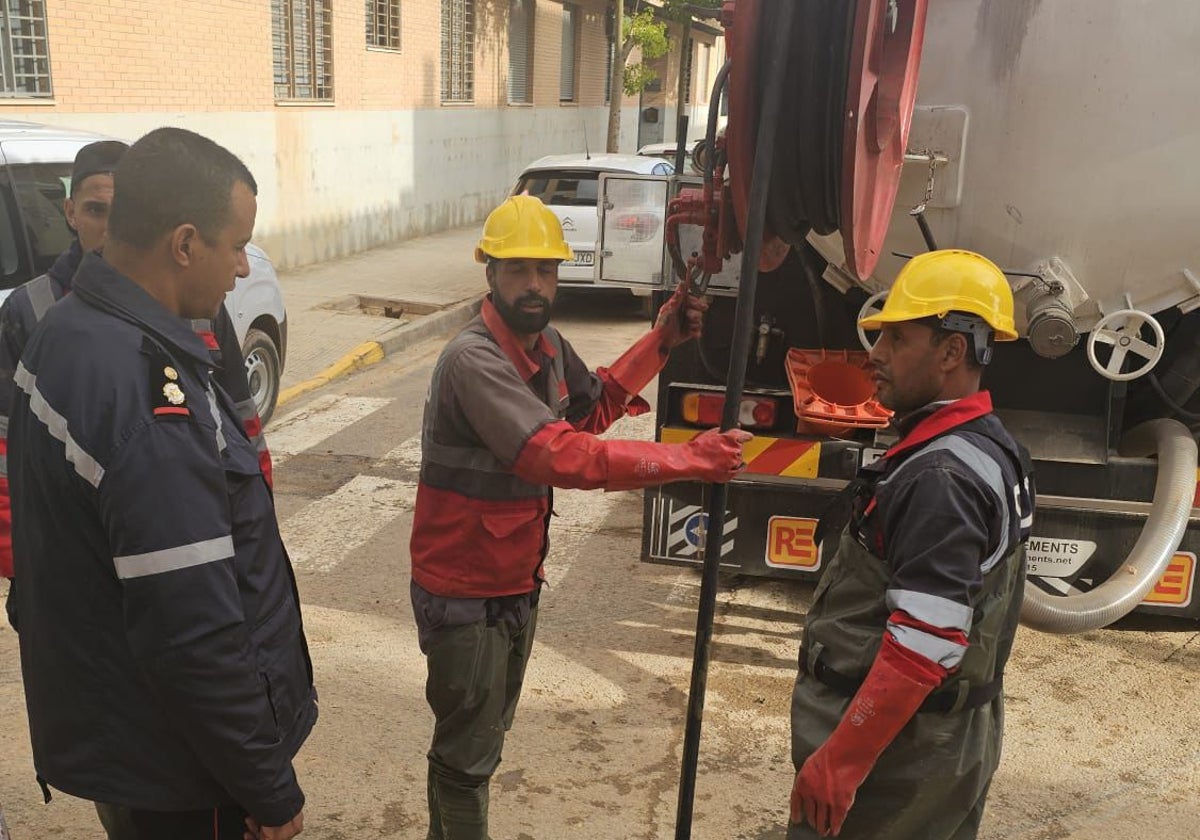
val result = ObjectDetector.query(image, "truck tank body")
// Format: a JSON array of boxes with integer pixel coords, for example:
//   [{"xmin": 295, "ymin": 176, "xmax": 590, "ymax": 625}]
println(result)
[{"xmin": 820, "ymin": 0, "xmax": 1200, "ymax": 323}]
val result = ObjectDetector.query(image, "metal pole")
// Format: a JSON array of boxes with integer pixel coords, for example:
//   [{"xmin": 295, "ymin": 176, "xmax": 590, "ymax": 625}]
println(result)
[
  {"xmin": 674, "ymin": 114, "xmax": 690, "ymax": 174},
  {"xmin": 673, "ymin": 3, "xmax": 796, "ymax": 837}
]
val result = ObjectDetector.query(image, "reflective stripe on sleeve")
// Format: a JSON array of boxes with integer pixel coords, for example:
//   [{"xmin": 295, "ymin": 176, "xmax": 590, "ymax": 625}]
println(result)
[
  {"xmin": 886, "ymin": 588, "xmax": 973, "ymax": 633},
  {"xmin": 27, "ymin": 275, "xmax": 56, "ymax": 322},
  {"xmin": 887, "ymin": 621, "xmax": 968, "ymax": 670},
  {"xmin": 14, "ymin": 362, "xmax": 106, "ymax": 488},
  {"xmin": 114, "ymin": 535, "xmax": 235, "ymax": 579}
]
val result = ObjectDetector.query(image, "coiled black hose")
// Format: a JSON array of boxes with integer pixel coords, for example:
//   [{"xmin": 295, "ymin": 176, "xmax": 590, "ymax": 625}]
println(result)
[{"xmin": 760, "ymin": 0, "xmax": 855, "ymax": 243}]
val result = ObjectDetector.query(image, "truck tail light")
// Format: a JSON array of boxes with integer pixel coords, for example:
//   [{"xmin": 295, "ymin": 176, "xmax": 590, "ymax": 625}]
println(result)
[
  {"xmin": 681, "ymin": 391, "xmax": 777, "ymax": 429},
  {"xmin": 614, "ymin": 212, "xmax": 662, "ymax": 243}
]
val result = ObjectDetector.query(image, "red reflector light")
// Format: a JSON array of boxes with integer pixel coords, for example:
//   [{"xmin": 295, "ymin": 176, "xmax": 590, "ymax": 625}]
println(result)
[
  {"xmin": 750, "ymin": 400, "xmax": 776, "ymax": 427},
  {"xmin": 681, "ymin": 392, "xmax": 776, "ymax": 429}
]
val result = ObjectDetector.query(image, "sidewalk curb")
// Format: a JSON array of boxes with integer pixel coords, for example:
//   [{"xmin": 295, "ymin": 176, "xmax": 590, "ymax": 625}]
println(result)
[{"xmin": 277, "ymin": 294, "xmax": 483, "ymax": 408}]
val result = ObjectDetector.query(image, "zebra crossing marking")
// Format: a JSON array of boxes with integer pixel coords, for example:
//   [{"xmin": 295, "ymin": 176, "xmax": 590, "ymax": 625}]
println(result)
[
  {"xmin": 280, "ymin": 474, "xmax": 416, "ymax": 572},
  {"xmin": 267, "ymin": 394, "xmax": 393, "ymax": 464}
]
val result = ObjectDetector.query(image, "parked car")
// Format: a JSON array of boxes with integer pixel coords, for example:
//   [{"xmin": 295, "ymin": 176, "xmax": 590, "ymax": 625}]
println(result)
[
  {"xmin": 0, "ymin": 119, "xmax": 288, "ymax": 424},
  {"xmin": 638, "ymin": 140, "xmax": 708, "ymax": 175},
  {"xmin": 512, "ymin": 153, "xmax": 673, "ymax": 307}
]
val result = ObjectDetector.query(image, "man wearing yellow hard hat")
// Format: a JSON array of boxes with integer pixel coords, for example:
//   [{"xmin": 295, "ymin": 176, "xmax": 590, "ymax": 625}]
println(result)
[
  {"xmin": 409, "ymin": 195, "xmax": 751, "ymax": 839},
  {"xmin": 788, "ymin": 250, "xmax": 1036, "ymax": 840}
]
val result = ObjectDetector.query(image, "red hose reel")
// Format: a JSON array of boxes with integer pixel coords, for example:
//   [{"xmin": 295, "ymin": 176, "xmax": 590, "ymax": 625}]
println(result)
[{"xmin": 665, "ymin": 0, "xmax": 929, "ymax": 288}]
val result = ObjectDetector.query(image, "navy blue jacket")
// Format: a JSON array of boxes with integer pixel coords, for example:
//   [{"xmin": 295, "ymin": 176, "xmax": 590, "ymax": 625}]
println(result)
[{"xmin": 7, "ymin": 253, "xmax": 315, "ymax": 824}]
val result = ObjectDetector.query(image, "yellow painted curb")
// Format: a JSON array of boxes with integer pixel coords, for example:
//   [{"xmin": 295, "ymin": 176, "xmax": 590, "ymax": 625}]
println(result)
[{"xmin": 277, "ymin": 341, "xmax": 386, "ymax": 407}]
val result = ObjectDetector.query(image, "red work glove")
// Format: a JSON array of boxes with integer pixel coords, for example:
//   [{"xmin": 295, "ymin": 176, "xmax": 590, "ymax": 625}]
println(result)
[
  {"xmin": 654, "ymin": 280, "xmax": 709, "ymax": 349},
  {"xmin": 789, "ymin": 635, "xmax": 945, "ymax": 836},
  {"xmin": 603, "ymin": 283, "xmax": 711, "ymax": 400},
  {"xmin": 604, "ymin": 428, "xmax": 752, "ymax": 491}
]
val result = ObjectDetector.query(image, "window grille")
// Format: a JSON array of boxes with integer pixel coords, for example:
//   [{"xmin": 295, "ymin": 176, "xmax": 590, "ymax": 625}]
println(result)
[
  {"xmin": 367, "ymin": 0, "xmax": 401, "ymax": 51},
  {"xmin": 508, "ymin": 0, "xmax": 532, "ymax": 104},
  {"xmin": 559, "ymin": 4, "xmax": 578, "ymax": 102},
  {"xmin": 441, "ymin": 0, "xmax": 474, "ymax": 103},
  {"xmin": 0, "ymin": 1, "xmax": 52, "ymax": 98},
  {"xmin": 272, "ymin": 0, "xmax": 334, "ymax": 101}
]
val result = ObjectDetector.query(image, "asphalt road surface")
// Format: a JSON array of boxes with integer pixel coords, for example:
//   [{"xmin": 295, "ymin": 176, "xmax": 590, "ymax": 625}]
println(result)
[{"xmin": 2, "ymin": 291, "xmax": 1198, "ymax": 839}]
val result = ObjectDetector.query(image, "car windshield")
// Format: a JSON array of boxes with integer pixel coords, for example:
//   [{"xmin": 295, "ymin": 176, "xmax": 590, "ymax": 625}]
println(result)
[{"xmin": 515, "ymin": 170, "xmax": 600, "ymax": 207}]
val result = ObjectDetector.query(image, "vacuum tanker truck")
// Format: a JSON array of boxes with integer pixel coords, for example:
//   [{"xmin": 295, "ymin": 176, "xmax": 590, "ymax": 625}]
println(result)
[{"xmin": 594, "ymin": 0, "xmax": 1200, "ymax": 631}]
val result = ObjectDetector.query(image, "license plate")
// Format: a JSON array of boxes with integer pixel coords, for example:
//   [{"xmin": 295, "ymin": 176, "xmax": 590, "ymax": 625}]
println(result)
[{"xmin": 570, "ymin": 251, "xmax": 595, "ymax": 267}]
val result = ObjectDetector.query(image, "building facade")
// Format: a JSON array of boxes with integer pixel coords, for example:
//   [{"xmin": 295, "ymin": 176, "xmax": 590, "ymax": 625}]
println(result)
[{"xmin": 0, "ymin": 0, "xmax": 723, "ymax": 268}]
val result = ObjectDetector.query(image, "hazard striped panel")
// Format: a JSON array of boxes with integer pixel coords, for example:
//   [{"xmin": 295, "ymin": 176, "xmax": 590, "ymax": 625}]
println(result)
[
  {"xmin": 1141, "ymin": 552, "xmax": 1195, "ymax": 608},
  {"xmin": 660, "ymin": 427, "xmax": 821, "ymax": 478}
]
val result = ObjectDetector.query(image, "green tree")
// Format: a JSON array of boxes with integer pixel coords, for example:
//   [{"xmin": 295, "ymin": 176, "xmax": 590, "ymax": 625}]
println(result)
[{"xmin": 606, "ymin": 1, "xmax": 722, "ymax": 153}]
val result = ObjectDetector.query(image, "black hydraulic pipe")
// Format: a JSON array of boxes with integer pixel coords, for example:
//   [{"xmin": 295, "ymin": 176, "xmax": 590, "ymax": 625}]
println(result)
[
  {"xmin": 673, "ymin": 3, "xmax": 796, "ymax": 837},
  {"xmin": 912, "ymin": 208, "xmax": 939, "ymax": 251},
  {"xmin": 704, "ymin": 59, "xmax": 733, "ymax": 190}
]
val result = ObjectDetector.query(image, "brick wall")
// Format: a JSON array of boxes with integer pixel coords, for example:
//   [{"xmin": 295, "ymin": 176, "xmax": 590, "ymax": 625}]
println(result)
[
  {"xmin": 5, "ymin": 1, "xmax": 703, "ymax": 122},
  {"xmin": 34, "ymin": 0, "xmax": 273, "ymax": 111}
]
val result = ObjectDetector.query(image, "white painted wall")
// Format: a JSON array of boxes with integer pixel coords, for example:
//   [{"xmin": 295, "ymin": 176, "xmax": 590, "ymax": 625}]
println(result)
[{"xmin": 27, "ymin": 105, "xmax": 642, "ymax": 269}]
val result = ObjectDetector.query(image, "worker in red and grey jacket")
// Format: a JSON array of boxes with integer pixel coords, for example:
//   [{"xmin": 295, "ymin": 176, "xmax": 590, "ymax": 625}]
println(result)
[
  {"xmin": 0, "ymin": 140, "xmax": 273, "ymax": 600},
  {"xmin": 410, "ymin": 195, "xmax": 751, "ymax": 839},
  {"xmin": 788, "ymin": 251, "xmax": 1036, "ymax": 840}
]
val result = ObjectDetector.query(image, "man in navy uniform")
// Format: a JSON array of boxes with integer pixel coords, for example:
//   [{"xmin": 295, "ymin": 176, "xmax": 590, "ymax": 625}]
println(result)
[{"xmin": 8, "ymin": 128, "xmax": 313, "ymax": 840}]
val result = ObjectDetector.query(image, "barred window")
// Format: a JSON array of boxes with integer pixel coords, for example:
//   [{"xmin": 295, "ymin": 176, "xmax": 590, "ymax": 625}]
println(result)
[
  {"xmin": 367, "ymin": 0, "xmax": 401, "ymax": 51},
  {"xmin": 441, "ymin": 0, "xmax": 474, "ymax": 103},
  {"xmin": 272, "ymin": 0, "xmax": 334, "ymax": 101},
  {"xmin": 559, "ymin": 4, "xmax": 578, "ymax": 103},
  {"xmin": 0, "ymin": 1, "xmax": 52, "ymax": 97},
  {"xmin": 507, "ymin": 0, "xmax": 532, "ymax": 104}
]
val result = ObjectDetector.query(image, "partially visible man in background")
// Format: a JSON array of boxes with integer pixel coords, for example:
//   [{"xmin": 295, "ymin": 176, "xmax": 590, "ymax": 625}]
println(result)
[{"xmin": 0, "ymin": 139, "xmax": 127, "ymax": 588}]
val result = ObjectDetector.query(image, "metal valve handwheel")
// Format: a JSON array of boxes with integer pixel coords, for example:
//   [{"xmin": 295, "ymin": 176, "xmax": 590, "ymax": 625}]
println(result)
[
  {"xmin": 856, "ymin": 290, "xmax": 889, "ymax": 351},
  {"xmin": 1086, "ymin": 308, "xmax": 1165, "ymax": 382}
]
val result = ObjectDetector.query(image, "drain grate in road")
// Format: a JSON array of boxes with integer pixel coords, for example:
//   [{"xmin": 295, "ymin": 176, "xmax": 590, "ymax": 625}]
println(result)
[{"xmin": 320, "ymin": 295, "xmax": 446, "ymax": 319}]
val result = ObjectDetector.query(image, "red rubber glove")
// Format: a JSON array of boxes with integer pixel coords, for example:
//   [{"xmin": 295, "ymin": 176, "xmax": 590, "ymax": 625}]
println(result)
[
  {"xmin": 789, "ymin": 635, "xmax": 945, "ymax": 836},
  {"xmin": 654, "ymin": 280, "xmax": 709, "ymax": 349},
  {"xmin": 603, "ymin": 283, "xmax": 710, "ymax": 400},
  {"xmin": 603, "ymin": 428, "xmax": 752, "ymax": 491}
]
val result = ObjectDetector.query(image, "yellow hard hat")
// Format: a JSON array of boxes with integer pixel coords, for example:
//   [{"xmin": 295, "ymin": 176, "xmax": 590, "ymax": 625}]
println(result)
[
  {"xmin": 474, "ymin": 195, "xmax": 574, "ymax": 263},
  {"xmin": 859, "ymin": 249, "xmax": 1018, "ymax": 340}
]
